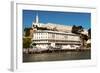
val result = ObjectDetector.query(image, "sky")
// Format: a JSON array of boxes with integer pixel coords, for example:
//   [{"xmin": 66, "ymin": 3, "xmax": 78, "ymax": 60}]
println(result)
[{"xmin": 23, "ymin": 10, "xmax": 91, "ymax": 29}]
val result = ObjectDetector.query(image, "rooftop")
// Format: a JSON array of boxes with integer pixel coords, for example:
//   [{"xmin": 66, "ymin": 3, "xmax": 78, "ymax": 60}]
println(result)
[{"xmin": 35, "ymin": 30, "xmax": 78, "ymax": 36}]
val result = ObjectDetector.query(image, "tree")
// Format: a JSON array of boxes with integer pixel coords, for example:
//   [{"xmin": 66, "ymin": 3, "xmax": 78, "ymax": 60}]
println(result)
[
  {"xmin": 72, "ymin": 25, "xmax": 87, "ymax": 48},
  {"xmin": 80, "ymin": 34, "xmax": 88, "ymax": 47},
  {"xmin": 72, "ymin": 25, "xmax": 83, "ymax": 34},
  {"xmin": 23, "ymin": 38, "xmax": 31, "ymax": 48},
  {"xmin": 88, "ymin": 28, "xmax": 91, "ymax": 39},
  {"xmin": 24, "ymin": 27, "xmax": 32, "ymax": 37},
  {"xmin": 72, "ymin": 25, "xmax": 76, "ymax": 33}
]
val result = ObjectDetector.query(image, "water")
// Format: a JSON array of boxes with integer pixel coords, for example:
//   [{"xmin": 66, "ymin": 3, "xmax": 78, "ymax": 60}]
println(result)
[{"xmin": 23, "ymin": 50, "xmax": 91, "ymax": 62}]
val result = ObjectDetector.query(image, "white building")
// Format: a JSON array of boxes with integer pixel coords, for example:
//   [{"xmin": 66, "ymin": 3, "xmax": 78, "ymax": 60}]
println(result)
[
  {"xmin": 32, "ymin": 30, "xmax": 81, "ymax": 49},
  {"xmin": 31, "ymin": 14, "xmax": 82, "ymax": 49}
]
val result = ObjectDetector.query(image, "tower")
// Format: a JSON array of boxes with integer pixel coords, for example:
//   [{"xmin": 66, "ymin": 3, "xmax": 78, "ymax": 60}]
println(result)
[
  {"xmin": 36, "ymin": 13, "xmax": 39, "ymax": 24},
  {"xmin": 32, "ymin": 13, "xmax": 40, "ymax": 28}
]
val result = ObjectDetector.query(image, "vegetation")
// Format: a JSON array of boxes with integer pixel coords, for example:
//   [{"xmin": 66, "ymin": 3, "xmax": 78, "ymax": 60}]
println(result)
[
  {"xmin": 24, "ymin": 27, "xmax": 32, "ymax": 37},
  {"xmin": 23, "ymin": 38, "xmax": 31, "ymax": 48},
  {"xmin": 88, "ymin": 28, "xmax": 91, "ymax": 39},
  {"xmin": 72, "ymin": 25, "xmax": 91, "ymax": 48},
  {"xmin": 86, "ymin": 43, "xmax": 91, "ymax": 48},
  {"xmin": 23, "ymin": 27, "xmax": 37, "ymax": 48},
  {"xmin": 72, "ymin": 25, "xmax": 83, "ymax": 34},
  {"xmin": 80, "ymin": 34, "xmax": 88, "ymax": 47}
]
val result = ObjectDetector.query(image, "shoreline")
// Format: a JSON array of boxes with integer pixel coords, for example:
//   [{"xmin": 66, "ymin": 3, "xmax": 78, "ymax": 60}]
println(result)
[
  {"xmin": 24, "ymin": 49, "xmax": 91, "ymax": 54},
  {"xmin": 23, "ymin": 49, "xmax": 91, "ymax": 62}
]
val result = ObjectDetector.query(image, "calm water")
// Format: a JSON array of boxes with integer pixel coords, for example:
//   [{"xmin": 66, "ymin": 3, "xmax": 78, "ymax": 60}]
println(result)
[{"xmin": 23, "ymin": 50, "xmax": 91, "ymax": 62}]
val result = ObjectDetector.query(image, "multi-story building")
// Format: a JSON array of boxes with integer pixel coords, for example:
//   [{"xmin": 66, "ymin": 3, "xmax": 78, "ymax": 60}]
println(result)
[
  {"xmin": 31, "ymin": 14, "xmax": 82, "ymax": 50},
  {"xmin": 32, "ymin": 30, "xmax": 81, "ymax": 49}
]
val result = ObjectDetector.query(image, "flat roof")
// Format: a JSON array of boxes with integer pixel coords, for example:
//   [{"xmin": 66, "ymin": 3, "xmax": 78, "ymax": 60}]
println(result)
[{"xmin": 34, "ymin": 30, "xmax": 78, "ymax": 36}]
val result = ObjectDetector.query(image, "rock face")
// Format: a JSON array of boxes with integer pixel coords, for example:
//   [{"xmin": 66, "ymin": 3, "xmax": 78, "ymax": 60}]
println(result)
[
  {"xmin": 32, "ymin": 21, "xmax": 88, "ymax": 36},
  {"xmin": 40, "ymin": 23, "xmax": 72, "ymax": 32}
]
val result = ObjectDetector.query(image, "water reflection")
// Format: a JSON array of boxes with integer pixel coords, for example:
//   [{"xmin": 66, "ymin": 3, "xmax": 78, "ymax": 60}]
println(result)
[{"xmin": 23, "ymin": 50, "xmax": 91, "ymax": 62}]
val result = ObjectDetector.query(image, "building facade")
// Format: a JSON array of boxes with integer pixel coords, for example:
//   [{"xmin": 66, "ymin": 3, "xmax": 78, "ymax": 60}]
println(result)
[
  {"xmin": 32, "ymin": 30, "xmax": 81, "ymax": 49},
  {"xmin": 31, "ymin": 14, "xmax": 82, "ymax": 50}
]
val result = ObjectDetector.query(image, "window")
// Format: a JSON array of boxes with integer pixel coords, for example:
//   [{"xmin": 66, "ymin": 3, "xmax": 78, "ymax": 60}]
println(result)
[
  {"xmin": 64, "ymin": 35, "xmax": 68, "ymax": 39},
  {"xmin": 52, "ymin": 34, "xmax": 55, "ymax": 38}
]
